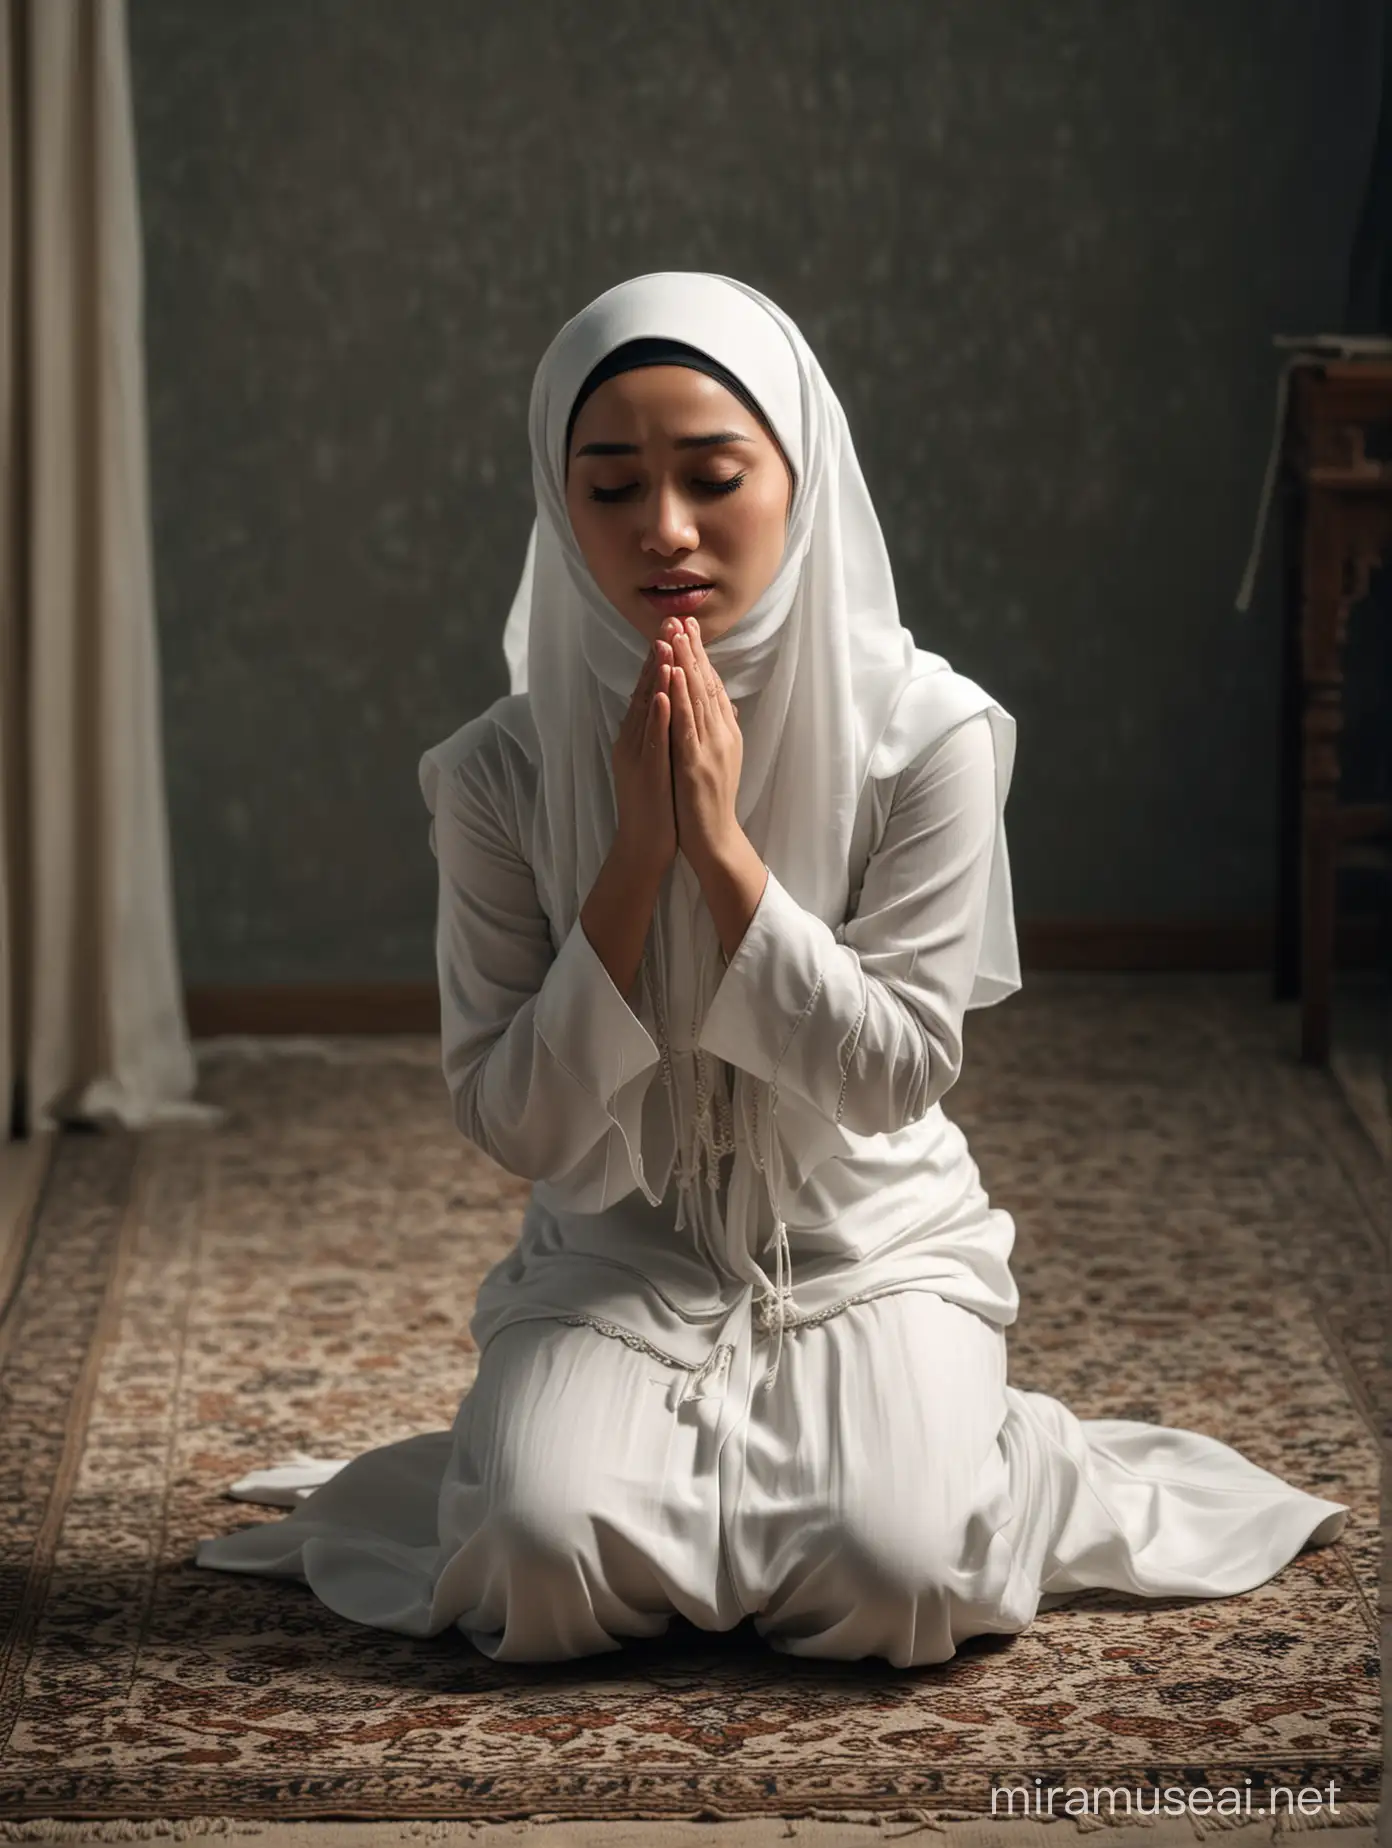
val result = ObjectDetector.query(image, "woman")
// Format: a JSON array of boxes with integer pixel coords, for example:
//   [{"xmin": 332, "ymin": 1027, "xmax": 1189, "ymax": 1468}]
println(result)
[{"xmin": 194, "ymin": 271, "xmax": 1348, "ymax": 1668}]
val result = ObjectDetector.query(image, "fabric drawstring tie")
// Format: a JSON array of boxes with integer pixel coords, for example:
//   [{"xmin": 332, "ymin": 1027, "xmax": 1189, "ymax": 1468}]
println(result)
[{"xmin": 645, "ymin": 934, "xmax": 796, "ymax": 1394}]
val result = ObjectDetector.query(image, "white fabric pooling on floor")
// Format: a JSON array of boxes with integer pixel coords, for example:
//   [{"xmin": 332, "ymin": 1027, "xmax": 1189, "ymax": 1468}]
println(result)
[{"xmin": 196, "ymin": 1289, "xmax": 1347, "ymax": 1669}]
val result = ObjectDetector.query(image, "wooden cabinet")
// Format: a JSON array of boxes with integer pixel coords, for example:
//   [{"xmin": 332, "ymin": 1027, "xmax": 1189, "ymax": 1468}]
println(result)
[{"xmin": 1276, "ymin": 361, "xmax": 1392, "ymax": 1062}]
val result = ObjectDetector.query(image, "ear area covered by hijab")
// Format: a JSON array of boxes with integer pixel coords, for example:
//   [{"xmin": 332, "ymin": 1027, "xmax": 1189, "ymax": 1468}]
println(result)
[{"xmin": 419, "ymin": 271, "xmax": 1021, "ymax": 1391}]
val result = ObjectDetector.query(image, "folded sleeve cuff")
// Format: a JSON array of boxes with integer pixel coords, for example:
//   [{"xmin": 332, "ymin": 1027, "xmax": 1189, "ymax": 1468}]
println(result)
[
  {"xmin": 696, "ymin": 867, "xmax": 833, "ymax": 1084},
  {"xmin": 534, "ymin": 915, "xmax": 663, "ymax": 1106}
]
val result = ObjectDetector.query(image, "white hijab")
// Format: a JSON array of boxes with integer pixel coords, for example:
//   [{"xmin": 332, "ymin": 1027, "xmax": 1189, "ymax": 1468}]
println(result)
[{"xmin": 440, "ymin": 270, "xmax": 1020, "ymax": 1391}]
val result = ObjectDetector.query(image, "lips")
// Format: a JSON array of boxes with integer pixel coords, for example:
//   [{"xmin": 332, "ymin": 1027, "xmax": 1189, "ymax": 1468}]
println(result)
[{"xmin": 639, "ymin": 583, "xmax": 715, "ymax": 612}]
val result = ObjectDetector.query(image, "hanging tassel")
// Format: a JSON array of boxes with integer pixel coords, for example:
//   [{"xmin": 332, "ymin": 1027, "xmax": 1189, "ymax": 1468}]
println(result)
[
  {"xmin": 646, "ymin": 932, "xmax": 730, "ymax": 1279},
  {"xmin": 644, "ymin": 918, "xmax": 797, "ymax": 1391},
  {"xmin": 752, "ymin": 1071, "xmax": 797, "ymax": 1393},
  {"xmin": 753, "ymin": 1217, "xmax": 794, "ymax": 1391},
  {"xmin": 685, "ymin": 1047, "xmax": 736, "ymax": 1278}
]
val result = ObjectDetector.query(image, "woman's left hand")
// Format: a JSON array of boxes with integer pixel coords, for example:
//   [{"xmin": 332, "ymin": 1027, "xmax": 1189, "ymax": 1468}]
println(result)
[{"xmin": 664, "ymin": 615, "xmax": 744, "ymax": 873}]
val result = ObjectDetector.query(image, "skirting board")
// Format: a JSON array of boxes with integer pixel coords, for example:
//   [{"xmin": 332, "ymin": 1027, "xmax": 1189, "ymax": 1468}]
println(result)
[{"xmin": 183, "ymin": 916, "xmax": 1385, "ymax": 1038}]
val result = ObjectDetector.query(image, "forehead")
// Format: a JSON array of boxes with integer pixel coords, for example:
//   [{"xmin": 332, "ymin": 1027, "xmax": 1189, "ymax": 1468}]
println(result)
[{"xmin": 569, "ymin": 365, "xmax": 754, "ymax": 441}]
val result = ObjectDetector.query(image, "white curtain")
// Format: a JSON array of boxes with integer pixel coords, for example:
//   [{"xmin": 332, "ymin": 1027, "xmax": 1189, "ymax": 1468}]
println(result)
[{"xmin": 0, "ymin": 0, "xmax": 218, "ymax": 1140}]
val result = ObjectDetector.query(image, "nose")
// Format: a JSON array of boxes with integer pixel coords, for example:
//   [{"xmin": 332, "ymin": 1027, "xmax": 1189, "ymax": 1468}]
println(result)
[{"xmin": 639, "ymin": 481, "xmax": 699, "ymax": 556}]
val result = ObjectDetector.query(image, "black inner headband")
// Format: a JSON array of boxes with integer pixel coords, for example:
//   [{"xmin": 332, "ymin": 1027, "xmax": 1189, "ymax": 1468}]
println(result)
[{"xmin": 563, "ymin": 337, "xmax": 776, "ymax": 462}]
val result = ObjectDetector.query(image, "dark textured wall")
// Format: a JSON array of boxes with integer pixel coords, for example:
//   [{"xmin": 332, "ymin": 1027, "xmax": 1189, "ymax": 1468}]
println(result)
[{"xmin": 127, "ymin": 1, "xmax": 1384, "ymax": 984}]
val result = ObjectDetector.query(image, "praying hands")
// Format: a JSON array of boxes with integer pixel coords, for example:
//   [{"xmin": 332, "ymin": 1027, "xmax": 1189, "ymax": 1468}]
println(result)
[
  {"xmin": 661, "ymin": 614, "xmax": 769, "ymax": 960},
  {"xmin": 603, "ymin": 614, "xmax": 769, "ymax": 969},
  {"xmin": 663, "ymin": 615, "xmax": 742, "ymax": 871}
]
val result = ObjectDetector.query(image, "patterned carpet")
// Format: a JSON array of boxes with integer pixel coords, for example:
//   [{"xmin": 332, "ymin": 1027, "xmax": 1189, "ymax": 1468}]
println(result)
[{"xmin": 0, "ymin": 974, "xmax": 1382, "ymax": 1831}]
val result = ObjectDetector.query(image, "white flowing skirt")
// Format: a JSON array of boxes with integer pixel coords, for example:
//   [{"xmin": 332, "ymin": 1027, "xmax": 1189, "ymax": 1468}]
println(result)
[{"xmin": 192, "ymin": 1290, "xmax": 1349, "ymax": 1668}]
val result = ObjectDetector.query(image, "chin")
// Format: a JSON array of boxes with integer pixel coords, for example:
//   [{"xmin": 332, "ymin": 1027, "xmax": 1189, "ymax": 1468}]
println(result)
[{"xmin": 702, "ymin": 602, "xmax": 747, "ymax": 641}]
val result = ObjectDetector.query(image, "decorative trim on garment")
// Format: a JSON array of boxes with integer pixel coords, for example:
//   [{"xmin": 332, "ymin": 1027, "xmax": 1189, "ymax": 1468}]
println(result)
[
  {"xmin": 554, "ymin": 1313, "xmax": 700, "ymax": 1373},
  {"xmin": 778, "ymin": 964, "xmax": 827, "ymax": 1070},
  {"xmin": 555, "ymin": 1314, "xmax": 738, "ymax": 1409},
  {"xmin": 559, "ymin": 1288, "xmax": 918, "ymax": 1394},
  {"xmin": 757, "ymin": 1281, "xmax": 903, "ymax": 1331},
  {"xmin": 835, "ymin": 982, "xmax": 868, "ymax": 1127}
]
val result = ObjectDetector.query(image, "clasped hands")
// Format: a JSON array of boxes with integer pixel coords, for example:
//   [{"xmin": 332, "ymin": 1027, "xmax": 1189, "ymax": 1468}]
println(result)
[{"xmin": 612, "ymin": 612, "xmax": 768, "ymax": 958}]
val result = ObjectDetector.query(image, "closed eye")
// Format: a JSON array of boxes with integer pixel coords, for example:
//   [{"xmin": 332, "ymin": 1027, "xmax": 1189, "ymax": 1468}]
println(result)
[{"xmin": 588, "ymin": 474, "xmax": 747, "ymax": 504}]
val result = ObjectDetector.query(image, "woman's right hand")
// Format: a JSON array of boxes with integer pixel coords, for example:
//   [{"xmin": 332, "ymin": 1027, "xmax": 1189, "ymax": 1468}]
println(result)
[{"xmin": 612, "ymin": 639, "xmax": 677, "ymax": 878}]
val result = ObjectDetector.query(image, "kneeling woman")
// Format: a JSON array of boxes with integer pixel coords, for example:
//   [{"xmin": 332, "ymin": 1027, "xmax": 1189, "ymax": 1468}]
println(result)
[{"xmin": 194, "ymin": 270, "xmax": 1348, "ymax": 1667}]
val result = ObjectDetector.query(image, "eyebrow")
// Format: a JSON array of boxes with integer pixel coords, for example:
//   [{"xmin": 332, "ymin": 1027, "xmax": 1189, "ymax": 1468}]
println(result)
[{"xmin": 572, "ymin": 430, "xmax": 755, "ymax": 458}]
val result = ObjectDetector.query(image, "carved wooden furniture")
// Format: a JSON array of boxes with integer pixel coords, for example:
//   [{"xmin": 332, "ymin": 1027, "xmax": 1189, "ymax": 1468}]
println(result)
[{"xmin": 1275, "ymin": 360, "xmax": 1392, "ymax": 1063}]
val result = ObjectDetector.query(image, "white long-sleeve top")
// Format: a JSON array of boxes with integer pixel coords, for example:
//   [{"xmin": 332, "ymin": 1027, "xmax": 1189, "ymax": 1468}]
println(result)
[{"xmin": 420, "ymin": 694, "xmax": 1019, "ymax": 1375}]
